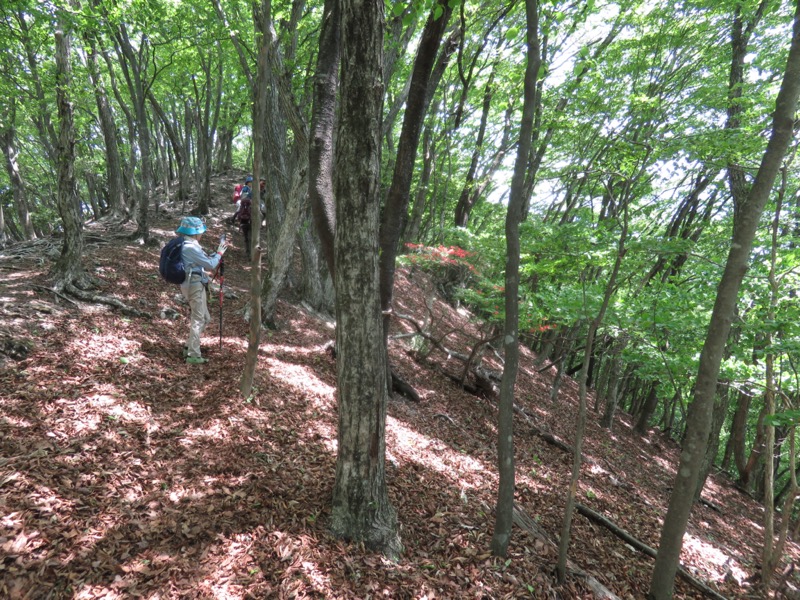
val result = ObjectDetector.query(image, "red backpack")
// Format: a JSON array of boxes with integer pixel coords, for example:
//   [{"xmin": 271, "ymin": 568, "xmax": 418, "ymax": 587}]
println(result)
[{"xmin": 232, "ymin": 184, "xmax": 243, "ymax": 203}]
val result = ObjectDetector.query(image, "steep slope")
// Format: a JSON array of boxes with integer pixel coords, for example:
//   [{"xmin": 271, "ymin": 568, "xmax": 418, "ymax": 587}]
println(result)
[{"xmin": 0, "ymin": 179, "xmax": 796, "ymax": 599}]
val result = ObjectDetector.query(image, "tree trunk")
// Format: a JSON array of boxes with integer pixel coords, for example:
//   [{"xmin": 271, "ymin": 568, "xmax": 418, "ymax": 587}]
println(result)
[
  {"xmin": 454, "ymin": 71, "xmax": 494, "ymax": 227},
  {"xmin": 634, "ymin": 384, "xmax": 659, "ymax": 435},
  {"xmin": 307, "ymin": 0, "xmax": 340, "ymax": 279},
  {"xmin": 53, "ymin": 15, "xmax": 83, "ymax": 290},
  {"xmin": 492, "ymin": 0, "xmax": 539, "ymax": 558},
  {"xmin": 403, "ymin": 125, "xmax": 433, "ymax": 245},
  {"xmin": 148, "ymin": 94, "xmax": 190, "ymax": 209},
  {"xmin": 558, "ymin": 203, "xmax": 629, "ymax": 581},
  {"xmin": 600, "ymin": 348, "xmax": 624, "ymax": 430},
  {"xmin": 648, "ymin": 3, "xmax": 800, "ymax": 596},
  {"xmin": 241, "ymin": 0, "xmax": 268, "ymax": 400},
  {"xmin": 84, "ymin": 32, "xmax": 125, "ymax": 220},
  {"xmin": 694, "ymin": 382, "xmax": 732, "ymax": 501},
  {"xmin": 114, "ymin": 23, "xmax": 152, "ymax": 242},
  {"xmin": 330, "ymin": 0, "xmax": 399, "ymax": 556},
  {"xmin": 379, "ymin": 0, "xmax": 454, "ymax": 390},
  {"xmin": 0, "ymin": 101, "xmax": 35, "ymax": 241}
]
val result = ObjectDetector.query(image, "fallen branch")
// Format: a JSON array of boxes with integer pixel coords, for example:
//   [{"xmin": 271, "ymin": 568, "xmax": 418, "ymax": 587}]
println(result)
[
  {"xmin": 31, "ymin": 284, "xmax": 79, "ymax": 306},
  {"xmin": 575, "ymin": 503, "xmax": 730, "ymax": 600},
  {"xmin": 512, "ymin": 503, "xmax": 620, "ymax": 599},
  {"xmin": 391, "ymin": 370, "xmax": 420, "ymax": 402}
]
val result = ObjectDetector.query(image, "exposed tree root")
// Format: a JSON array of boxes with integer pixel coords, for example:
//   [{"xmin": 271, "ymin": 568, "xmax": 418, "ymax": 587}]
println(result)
[{"xmin": 65, "ymin": 282, "xmax": 152, "ymax": 318}]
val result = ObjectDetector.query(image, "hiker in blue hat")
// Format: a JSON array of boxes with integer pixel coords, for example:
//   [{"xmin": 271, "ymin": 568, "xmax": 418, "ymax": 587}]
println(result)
[{"xmin": 176, "ymin": 216, "xmax": 228, "ymax": 364}]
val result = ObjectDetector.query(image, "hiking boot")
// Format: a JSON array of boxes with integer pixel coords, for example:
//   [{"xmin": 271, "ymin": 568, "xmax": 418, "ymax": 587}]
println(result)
[{"xmin": 186, "ymin": 356, "xmax": 209, "ymax": 365}]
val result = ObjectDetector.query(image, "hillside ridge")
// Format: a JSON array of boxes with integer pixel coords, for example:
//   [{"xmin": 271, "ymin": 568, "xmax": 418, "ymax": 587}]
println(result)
[{"xmin": 0, "ymin": 175, "xmax": 794, "ymax": 599}]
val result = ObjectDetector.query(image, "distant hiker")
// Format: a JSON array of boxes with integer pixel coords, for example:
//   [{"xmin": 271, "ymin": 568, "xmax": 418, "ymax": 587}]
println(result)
[
  {"xmin": 228, "ymin": 175, "xmax": 252, "ymax": 224},
  {"xmin": 176, "ymin": 216, "xmax": 228, "ymax": 364},
  {"xmin": 235, "ymin": 177, "xmax": 254, "ymax": 259}
]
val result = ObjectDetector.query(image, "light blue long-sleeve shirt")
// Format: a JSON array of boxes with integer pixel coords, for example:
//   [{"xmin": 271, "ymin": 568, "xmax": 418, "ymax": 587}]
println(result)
[{"xmin": 180, "ymin": 236, "xmax": 221, "ymax": 288}]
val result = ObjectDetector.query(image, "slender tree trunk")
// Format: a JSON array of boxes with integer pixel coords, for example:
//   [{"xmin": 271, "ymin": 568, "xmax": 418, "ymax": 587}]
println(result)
[
  {"xmin": 403, "ymin": 125, "xmax": 433, "ymax": 245},
  {"xmin": 557, "ymin": 203, "xmax": 628, "ymax": 581},
  {"xmin": 330, "ymin": 0, "xmax": 399, "ymax": 556},
  {"xmin": 491, "ymin": 0, "xmax": 540, "ymax": 558},
  {"xmin": 379, "ymin": 0, "xmax": 454, "ymax": 391},
  {"xmin": 241, "ymin": 0, "xmax": 268, "ymax": 399},
  {"xmin": 148, "ymin": 94, "xmax": 190, "ymax": 208},
  {"xmin": 115, "ymin": 23, "xmax": 152, "ymax": 242},
  {"xmin": 84, "ymin": 33, "xmax": 125, "ymax": 220},
  {"xmin": 454, "ymin": 71, "xmax": 494, "ymax": 227},
  {"xmin": 648, "ymin": 4, "xmax": 800, "ymax": 595},
  {"xmin": 0, "ymin": 101, "xmax": 35, "ymax": 241},
  {"xmin": 634, "ymin": 384, "xmax": 659, "ymax": 435},
  {"xmin": 695, "ymin": 382, "xmax": 732, "ymax": 500}
]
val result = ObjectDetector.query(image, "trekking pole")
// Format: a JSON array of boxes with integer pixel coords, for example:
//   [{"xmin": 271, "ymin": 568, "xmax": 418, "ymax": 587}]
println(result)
[{"xmin": 218, "ymin": 255, "xmax": 224, "ymax": 350}]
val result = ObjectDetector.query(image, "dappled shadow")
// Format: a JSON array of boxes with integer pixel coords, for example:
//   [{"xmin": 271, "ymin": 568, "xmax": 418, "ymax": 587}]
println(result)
[{"xmin": 1, "ymin": 201, "xmax": 796, "ymax": 599}]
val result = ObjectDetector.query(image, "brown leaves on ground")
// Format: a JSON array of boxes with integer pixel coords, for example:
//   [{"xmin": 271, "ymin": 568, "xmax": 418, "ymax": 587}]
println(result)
[{"xmin": 0, "ymin": 193, "xmax": 796, "ymax": 599}]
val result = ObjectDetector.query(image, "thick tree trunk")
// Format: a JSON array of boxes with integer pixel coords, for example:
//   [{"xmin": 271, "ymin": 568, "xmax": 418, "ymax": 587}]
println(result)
[
  {"xmin": 330, "ymin": 0, "xmax": 399, "ymax": 556},
  {"xmin": 260, "ymin": 164, "xmax": 306, "ymax": 326},
  {"xmin": 648, "ymin": 4, "xmax": 800, "ymax": 596},
  {"xmin": 53, "ymin": 17, "xmax": 83, "ymax": 290},
  {"xmin": 307, "ymin": 0, "xmax": 340, "ymax": 279}
]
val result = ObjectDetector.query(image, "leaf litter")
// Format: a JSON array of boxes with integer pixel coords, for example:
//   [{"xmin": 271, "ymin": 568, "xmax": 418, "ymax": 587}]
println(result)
[{"xmin": 0, "ymin": 183, "xmax": 796, "ymax": 599}]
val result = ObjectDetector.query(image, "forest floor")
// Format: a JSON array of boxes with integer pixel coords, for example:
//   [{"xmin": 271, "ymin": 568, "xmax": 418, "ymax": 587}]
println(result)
[{"xmin": 1, "ymin": 173, "xmax": 798, "ymax": 600}]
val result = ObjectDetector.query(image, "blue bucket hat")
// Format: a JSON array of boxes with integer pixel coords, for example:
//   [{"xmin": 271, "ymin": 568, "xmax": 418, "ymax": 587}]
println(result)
[
  {"xmin": 245, "ymin": 175, "xmax": 253, "ymax": 183},
  {"xmin": 176, "ymin": 216, "xmax": 206, "ymax": 236}
]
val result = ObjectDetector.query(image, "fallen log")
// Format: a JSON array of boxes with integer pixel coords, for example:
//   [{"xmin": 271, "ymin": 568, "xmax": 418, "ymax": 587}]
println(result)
[
  {"xmin": 512, "ymin": 503, "xmax": 620, "ymax": 599},
  {"xmin": 575, "ymin": 503, "xmax": 730, "ymax": 600}
]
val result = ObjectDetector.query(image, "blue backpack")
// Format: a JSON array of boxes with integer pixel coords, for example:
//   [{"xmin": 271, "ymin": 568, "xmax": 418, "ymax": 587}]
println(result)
[{"xmin": 159, "ymin": 237, "xmax": 186, "ymax": 284}]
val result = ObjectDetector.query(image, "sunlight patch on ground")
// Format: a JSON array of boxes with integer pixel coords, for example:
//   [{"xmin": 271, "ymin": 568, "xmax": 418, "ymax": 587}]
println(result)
[
  {"xmin": 0, "ymin": 414, "xmax": 34, "ymax": 429},
  {"xmin": 180, "ymin": 419, "xmax": 229, "ymax": 445},
  {"xmin": 387, "ymin": 418, "xmax": 487, "ymax": 488},
  {"xmin": 263, "ymin": 358, "xmax": 335, "ymax": 405},
  {"xmin": 682, "ymin": 533, "xmax": 748, "ymax": 584},
  {"xmin": 64, "ymin": 331, "xmax": 141, "ymax": 363}
]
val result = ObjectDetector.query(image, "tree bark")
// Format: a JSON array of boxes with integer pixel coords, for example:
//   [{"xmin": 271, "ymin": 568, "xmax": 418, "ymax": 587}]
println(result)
[
  {"xmin": 53, "ymin": 14, "xmax": 83, "ymax": 291},
  {"xmin": 379, "ymin": 0, "xmax": 454, "ymax": 390},
  {"xmin": 307, "ymin": 0, "xmax": 340, "ymax": 278},
  {"xmin": 241, "ymin": 0, "xmax": 268, "ymax": 400},
  {"xmin": 0, "ymin": 100, "xmax": 35, "ymax": 241},
  {"xmin": 84, "ymin": 31, "xmax": 125, "ymax": 221},
  {"xmin": 648, "ymin": 3, "xmax": 800, "ymax": 596},
  {"xmin": 330, "ymin": 0, "xmax": 399, "ymax": 556},
  {"xmin": 114, "ymin": 23, "xmax": 153, "ymax": 242},
  {"xmin": 634, "ymin": 383, "xmax": 659, "ymax": 435},
  {"xmin": 491, "ymin": 0, "xmax": 540, "ymax": 559}
]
